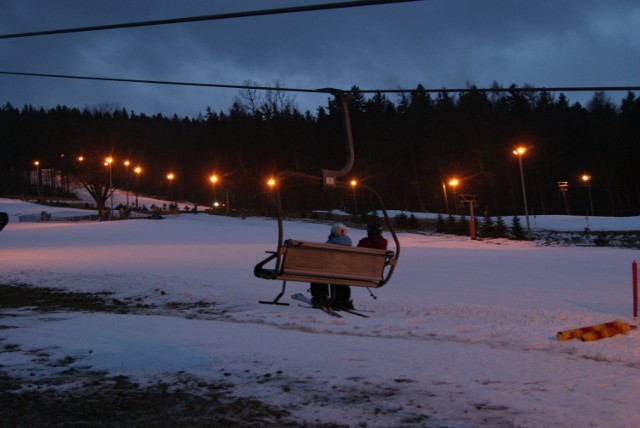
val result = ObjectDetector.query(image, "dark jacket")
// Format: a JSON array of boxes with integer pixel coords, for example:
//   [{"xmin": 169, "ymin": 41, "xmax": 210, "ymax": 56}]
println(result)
[{"xmin": 357, "ymin": 234, "xmax": 388, "ymax": 250}]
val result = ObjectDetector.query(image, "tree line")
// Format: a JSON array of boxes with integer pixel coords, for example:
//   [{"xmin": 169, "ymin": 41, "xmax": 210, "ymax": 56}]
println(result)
[{"xmin": 1, "ymin": 83, "xmax": 639, "ymax": 217}]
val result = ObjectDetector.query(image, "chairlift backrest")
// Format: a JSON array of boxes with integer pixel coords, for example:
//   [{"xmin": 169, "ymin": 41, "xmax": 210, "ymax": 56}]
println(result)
[{"xmin": 255, "ymin": 239, "xmax": 396, "ymax": 288}]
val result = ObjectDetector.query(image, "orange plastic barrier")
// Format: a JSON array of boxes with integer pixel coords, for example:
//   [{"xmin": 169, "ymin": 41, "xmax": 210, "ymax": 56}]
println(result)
[{"xmin": 556, "ymin": 320, "xmax": 636, "ymax": 342}]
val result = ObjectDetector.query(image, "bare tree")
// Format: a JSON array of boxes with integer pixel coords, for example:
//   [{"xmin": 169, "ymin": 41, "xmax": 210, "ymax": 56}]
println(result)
[
  {"xmin": 72, "ymin": 154, "xmax": 113, "ymax": 216},
  {"xmin": 264, "ymin": 81, "xmax": 297, "ymax": 115},
  {"xmin": 233, "ymin": 81, "xmax": 263, "ymax": 115}
]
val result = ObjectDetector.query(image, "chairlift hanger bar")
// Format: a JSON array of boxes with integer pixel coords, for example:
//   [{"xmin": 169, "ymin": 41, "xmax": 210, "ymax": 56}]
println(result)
[
  {"xmin": 0, "ymin": 0, "xmax": 425, "ymax": 39},
  {"xmin": 0, "ymin": 71, "xmax": 637, "ymax": 96}
]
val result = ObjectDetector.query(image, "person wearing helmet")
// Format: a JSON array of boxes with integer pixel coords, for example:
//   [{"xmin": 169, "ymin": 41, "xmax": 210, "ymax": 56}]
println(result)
[
  {"xmin": 331, "ymin": 221, "xmax": 389, "ymax": 310},
  {"xmin": 359, "ymin": 221, "xmax": 388, "ymax": 250},
  {"xmin": 310, "ymin": 223, "xmax": 352, "ymax": 307}
]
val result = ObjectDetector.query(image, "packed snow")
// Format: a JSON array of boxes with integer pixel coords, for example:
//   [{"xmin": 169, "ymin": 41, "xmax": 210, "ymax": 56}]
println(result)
[{"xmin": 1, "ymin": 195, "xmax": 639, "ymax": 427}]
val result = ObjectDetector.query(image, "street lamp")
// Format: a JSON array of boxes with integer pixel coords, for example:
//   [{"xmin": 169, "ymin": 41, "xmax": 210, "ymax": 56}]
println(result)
[
  {"xmin": 350, "ymin": 179, "xmax": 358, "ymax": 215},
  {"xmin": 167, "ymin": 172, "xmax": 175, "ymax": 199},
  {"xmin": 34, "ymin": 160, "xmax": 41, "ymax": 196},
  {"xmin": 134, "ymin": 166, "xmax": 142, "ymax": 208},
  {"xmin": 210, "ymin": 174, "xmax": 218, "ymax": 208},
  {"xmin": 123, "ymin": 160, "xmax": 130, "ymax": 206},
  {"xmin": 449, "ymin": 178, "xmax": 459, "ymax": 215},
  {"xmin": 512, "ymin": 147, "xmax": 532, "ymax": 239},
  {"xmin": 582, "ymin": 174, "xmax": 594, "ymax": 217},
  {"xmin": 105, "ymin": 157, "xmax": 114, "ymax": 217}
]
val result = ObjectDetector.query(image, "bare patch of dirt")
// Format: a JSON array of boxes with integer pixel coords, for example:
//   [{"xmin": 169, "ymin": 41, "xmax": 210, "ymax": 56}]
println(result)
[
  {"xmin": 0, "ymin": 369, "xmax": 332, "ymax": 427},
  {"xmin": 0, "ymin": 284, "xmax": 346, "ymax": 427}
]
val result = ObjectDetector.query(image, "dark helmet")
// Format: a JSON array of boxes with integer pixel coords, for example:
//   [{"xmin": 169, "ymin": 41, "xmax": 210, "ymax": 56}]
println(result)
[{"xmin": 367, "ymin": 221, "xmax": 383, "ymax": 236}]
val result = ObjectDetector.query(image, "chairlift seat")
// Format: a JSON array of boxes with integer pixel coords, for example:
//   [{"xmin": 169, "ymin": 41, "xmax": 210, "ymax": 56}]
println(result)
[{"xmin": 255, "ymin": 239, "xmax": 395, "ymax": 289}]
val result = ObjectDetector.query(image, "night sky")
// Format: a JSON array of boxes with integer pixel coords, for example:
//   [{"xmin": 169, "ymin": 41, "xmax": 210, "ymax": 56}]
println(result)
[{"xmin": 1, "ymin": 0, "xmax": 638, "ymax": 117}]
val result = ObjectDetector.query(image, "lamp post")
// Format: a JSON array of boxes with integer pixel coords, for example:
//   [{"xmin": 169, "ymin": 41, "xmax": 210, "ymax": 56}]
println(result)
[
  {"xmin": 34, "ymin": 160, "xmax": 41, "ymax": 196},
  {"xmin": 266, "ymin": 177, "xmax": 279, "ymax": 220},
  {"xmin": 512, "ymin": 147, "xmax": 532, "ymax": 239},
  {"xmin": 167, "ymin": 173, "xmax": 175, "ymax": 200},
  {"xmin": 105, "ymin": 157, "xmax": 114, "ymax": 217},
  {"xmin": 350, "ymin": 179, "xmax": 358, "ymax": 215},
  {"xmin": 210, "ymin": 174, "xmax": 218, "ymax": 210},
  {"xmin": 449, "ymin": 178, "xmax": 459, "ymax": 215},
  {"xmin": 123, "ymin": 160, "xmax": 130, "ymax": 206},
  {"xmin": 134, "ymin": 166, "xmax": 142, "ymax": 208},
  {"xmin": 442, "ymin": 182, "xmax": 450, "ymax": 214},
  {"xmin": 582, "ymin": 174, "xmax": 594, "ymax": 217}
]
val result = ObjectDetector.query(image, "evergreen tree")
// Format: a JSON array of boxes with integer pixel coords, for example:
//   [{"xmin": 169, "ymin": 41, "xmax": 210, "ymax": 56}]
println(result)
[
  {"xmin": 436, "ymin": 213, "xmax": 445, "ymax": 233},
  {"xmin": 495, "ymin": 216, "xmax": 508, "ymax": 238},
  {"xmin": 456, "ymin": 216, "xmax": 469, "ymax": 236},
  {"xmin": 445, "ymin": 214, "xmax": 456, "ymax": 234},
  {"xmin": 394, "ymin": 212, "xmax": 408, "ymax": 228},
  {"xmin": 511, "ymin": 216, "xmax": 526, "ymax": 240},
  {"xmin": 481, "ymin": 214, "xmax": 495, "ymax": 238},
  {"xmin": 407, "ymin": 214, "xmax": 421, "ymax": 230},
  {"xmin": 1, "ymin": 84, "xmax": 638, "ymax": 216}
]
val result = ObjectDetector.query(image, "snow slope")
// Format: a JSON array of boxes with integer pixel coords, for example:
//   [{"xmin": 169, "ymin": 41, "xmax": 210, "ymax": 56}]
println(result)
[{"xmin": 1, "ymin": 198, "xmax": 639, "ymax": 427}]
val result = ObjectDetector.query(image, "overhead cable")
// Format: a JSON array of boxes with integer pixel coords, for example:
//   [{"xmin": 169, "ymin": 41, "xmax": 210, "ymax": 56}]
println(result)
[
  {"xmin": 0, "ymin": 0, "xmax": 424, "ymax": 39},
  {"xmin": 0, "ymin": 70, "xmax": 638, "ymax": 95},
  {"xmin": 0, "ymin": 71, "xmax": 320, "ymax": 93}
]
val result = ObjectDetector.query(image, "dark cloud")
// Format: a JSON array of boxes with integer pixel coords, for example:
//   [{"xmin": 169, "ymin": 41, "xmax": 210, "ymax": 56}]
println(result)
[{"xmin": 1, "ymin": 0, "xmax": 638, "ymax": 117}]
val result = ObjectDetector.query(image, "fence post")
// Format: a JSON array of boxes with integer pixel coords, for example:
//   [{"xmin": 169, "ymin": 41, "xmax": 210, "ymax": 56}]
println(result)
[{"xmin": 633, "ymin": 261, "xmax": 638, "ymax": 319}]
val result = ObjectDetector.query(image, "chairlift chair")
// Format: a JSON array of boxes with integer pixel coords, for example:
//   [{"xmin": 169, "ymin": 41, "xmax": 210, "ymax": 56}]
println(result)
[{"xmin": 254, "ymin": 91, "xmax": 400, "ymax": 305}]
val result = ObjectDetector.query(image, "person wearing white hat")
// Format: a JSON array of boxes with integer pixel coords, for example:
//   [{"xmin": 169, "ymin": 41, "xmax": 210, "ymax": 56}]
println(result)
[{"xmin": 309, "ymin": 223, "xmax": 352, "ymax": 308}]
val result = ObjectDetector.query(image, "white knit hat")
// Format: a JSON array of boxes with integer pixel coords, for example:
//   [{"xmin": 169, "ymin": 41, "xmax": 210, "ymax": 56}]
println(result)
[{"xmin": 331, "ymin": 223, "xmax": 347, "ymax": 236}]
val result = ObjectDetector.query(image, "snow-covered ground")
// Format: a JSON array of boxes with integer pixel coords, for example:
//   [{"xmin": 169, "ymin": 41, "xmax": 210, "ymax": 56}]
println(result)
[{"xmin": 1, "ymin": 196, "xmax": 639, "ymax": 427}]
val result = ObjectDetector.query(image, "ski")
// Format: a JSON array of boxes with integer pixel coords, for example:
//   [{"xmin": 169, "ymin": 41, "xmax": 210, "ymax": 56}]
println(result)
[
  {"xmin": 297, "ymin": 303, "xmax": 343, "ymax": 318},
  {"xmin": 298, "ymin": 304, "xmax": 368, "ymax": 318},
  {"xmin": 340, "ymin": 308, "xmax": 369, "ymax": 318},
  {"xmin": 291, "ymin": 293, "xmax": 342, "ymax": 318},
  {"xmin": 291, "ymin": 293, "xmax": 370, "ymax": 318}
]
